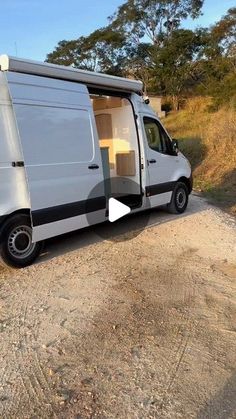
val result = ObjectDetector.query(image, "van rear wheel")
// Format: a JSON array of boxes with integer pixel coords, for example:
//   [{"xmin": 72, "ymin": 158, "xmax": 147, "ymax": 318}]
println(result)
[
  {"xmin": 167, "ymin": 182, "xmax": 189, "ymax": 214},
  {"xmin": 0, "ymin": 214, "xmax": 43, "ymax": 268}
]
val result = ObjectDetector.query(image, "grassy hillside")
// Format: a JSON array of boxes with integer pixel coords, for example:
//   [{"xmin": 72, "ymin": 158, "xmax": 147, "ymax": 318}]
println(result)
[{"xmin": 163, "ymin": 98, "xmax": 236, "ymax": 215}]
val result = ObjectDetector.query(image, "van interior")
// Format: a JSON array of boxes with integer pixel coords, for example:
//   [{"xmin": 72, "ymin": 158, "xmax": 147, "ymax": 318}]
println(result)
[{"xmin": 90, "ymin": 94, "xmax": 142, "ymax": 209}]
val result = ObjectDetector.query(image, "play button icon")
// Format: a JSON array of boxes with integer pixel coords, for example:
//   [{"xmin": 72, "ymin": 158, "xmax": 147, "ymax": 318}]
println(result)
[
  {"xmin": 86, "ymin": 176, "xmax": 151, "ymax": 242},
  {"xmin": 108, "ymin": 198, "xmax": 131, "ymax": 222}
]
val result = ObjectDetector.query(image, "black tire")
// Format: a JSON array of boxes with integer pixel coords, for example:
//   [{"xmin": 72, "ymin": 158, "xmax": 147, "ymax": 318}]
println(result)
[
  {"xmin": 0, "ymin": 214, "xmax": 43, "ymax": 268},
  {"xmin": 167, "ymin": 182, "xmax": 189, "ymax": 214}
]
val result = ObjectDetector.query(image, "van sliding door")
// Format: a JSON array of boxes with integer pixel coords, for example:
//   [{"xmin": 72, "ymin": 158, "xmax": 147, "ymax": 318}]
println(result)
[{"xmin": 6, "ymin": 72, "xmax": 105, "ymax": 241}]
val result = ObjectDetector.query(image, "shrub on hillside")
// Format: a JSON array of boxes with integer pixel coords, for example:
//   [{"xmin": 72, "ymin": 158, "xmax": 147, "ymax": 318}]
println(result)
[{"xmin": 163, "ymin": 102, "xmax": 236, "ymax": 213}]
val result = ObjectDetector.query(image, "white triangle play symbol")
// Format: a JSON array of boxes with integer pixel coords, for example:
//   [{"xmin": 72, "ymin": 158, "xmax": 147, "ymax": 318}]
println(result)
[{"xmin": 108, "ymin": 198, "xmax": 131, "ymax": 222}]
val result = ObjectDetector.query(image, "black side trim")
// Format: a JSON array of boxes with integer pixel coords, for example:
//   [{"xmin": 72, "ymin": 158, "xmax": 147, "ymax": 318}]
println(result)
[
  {"xmin": 32, "ymin": 196, "xmax": 106, "ymax": 227},
  {"xmin": 189, "ymin": 173, "xmax": 193, "ymax": 193},
  {"xmin": 0, "ymin": 215, "xmax": 7, "ymax": 241},
  {"xmin": 146, "ymin": 181, "xmax": 176, "ymax": 197},
  {"xmin": 88, "ymin": 87, "xmax": 131, "ymax": 97}
]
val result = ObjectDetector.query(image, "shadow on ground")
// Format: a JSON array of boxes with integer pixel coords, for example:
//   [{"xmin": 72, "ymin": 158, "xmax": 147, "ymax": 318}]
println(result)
[
  {"xmin": 178, "ymin": 136, "xmax": 236, "ymax": 215},
  {"xmin": 197, "ymin": 371, "xmax": 236, "ymax": 419},
  {"xmin": 178, "ymin": 136, "xmax": 207, "ymax": 171},
  {"xmin": 38, "ymin": 195, "xmax": 205, "ymax": 264},
  {"xmin": 201, "ymin": 168, "xmax": 236, "ymax": 215}
]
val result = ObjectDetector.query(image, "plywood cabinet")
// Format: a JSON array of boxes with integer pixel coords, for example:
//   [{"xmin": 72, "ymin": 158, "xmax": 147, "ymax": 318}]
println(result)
[
  {"xmin": 116, "ymin": 151, "xmax": 136, "ymax": 176},
  {"xmin": 95, "ymin": 113, "xmax": 113, "ymax": 139}
]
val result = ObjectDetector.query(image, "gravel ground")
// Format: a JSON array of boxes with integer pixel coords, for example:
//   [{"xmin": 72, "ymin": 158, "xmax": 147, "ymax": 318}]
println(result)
[{"xmin": 0, "ymin": 194, "xmax": 236, "ymax": 418}]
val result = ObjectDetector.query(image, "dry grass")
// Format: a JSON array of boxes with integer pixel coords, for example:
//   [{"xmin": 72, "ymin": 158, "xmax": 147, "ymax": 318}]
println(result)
[{"xmin": 163, "ymin": 97, "xmax": 236, "ymax": 214}]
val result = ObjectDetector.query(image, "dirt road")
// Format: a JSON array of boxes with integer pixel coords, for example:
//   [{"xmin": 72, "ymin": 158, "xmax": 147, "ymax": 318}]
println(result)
[{"xmin": 0, "ymin": 195, "xmax": 236, "ymax": 418}]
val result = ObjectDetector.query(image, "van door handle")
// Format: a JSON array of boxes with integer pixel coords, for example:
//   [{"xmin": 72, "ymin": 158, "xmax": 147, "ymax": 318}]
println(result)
[
  {"xmin": 88, "ymin": 164, "xmax": 99, "ymax": 169},
  {"xmin": 148, "ymin": 159, "xmax": 156, "ymax": 164}
]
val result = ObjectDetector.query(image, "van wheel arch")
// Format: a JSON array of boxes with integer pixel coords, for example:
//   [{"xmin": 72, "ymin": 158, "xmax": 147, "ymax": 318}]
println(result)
[
  {"xmin": 167, "ymin": 181, "xmax": 189, "ymax": 214},
  {"xmin": 177, "ymin": 176, "xmax": 192, "ymax": 194},
  {"xmin": 0, "ymin": 208, "xmax": 31, "ymax": 228}
]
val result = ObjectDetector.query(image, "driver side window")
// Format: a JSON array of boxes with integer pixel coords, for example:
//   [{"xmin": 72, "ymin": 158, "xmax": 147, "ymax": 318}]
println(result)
[{"xmin": 144, "ymin": 117, "xmax": 170, "ymax": 154}]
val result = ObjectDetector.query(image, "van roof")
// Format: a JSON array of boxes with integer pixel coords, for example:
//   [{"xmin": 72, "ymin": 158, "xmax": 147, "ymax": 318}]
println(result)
[{"xmin": 0, "ymin": 55, "xmax": 143, "ymax": 94}]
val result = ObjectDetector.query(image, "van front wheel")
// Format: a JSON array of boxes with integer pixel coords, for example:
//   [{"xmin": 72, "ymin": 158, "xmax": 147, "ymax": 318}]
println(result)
[
  {"xmin": 0, "ymin": 214, "xmax": 43, "ymax": 268},
  {"xmin": 167, "ymin": 182, "xmax": 189, "ymax": 214}
]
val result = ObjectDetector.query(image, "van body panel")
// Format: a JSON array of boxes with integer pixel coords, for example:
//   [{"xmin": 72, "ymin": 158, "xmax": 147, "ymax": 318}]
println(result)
[
  {"xmin": 6, "ymin": 71, "xmax": 92, "ymax": 108},
  {"xmin": 6, "ymin": 72, "xmax": 106, "ymax": 242},
  {"xmin": 0, "ymin": 165, "xmax": 30, "ymax": 216},
  {"xmin": 0, "ymin": 73, "xmax": 30, "ymax": 218},
  {"xmin": 0, "ymin": 74, "xmax": 23, "ymax": 163}
]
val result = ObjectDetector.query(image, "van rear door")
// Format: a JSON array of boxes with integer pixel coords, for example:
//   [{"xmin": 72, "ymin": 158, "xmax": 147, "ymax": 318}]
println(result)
[{"xmin": 6, "ymin": 72, "xmax": 105, "ymax": 242}]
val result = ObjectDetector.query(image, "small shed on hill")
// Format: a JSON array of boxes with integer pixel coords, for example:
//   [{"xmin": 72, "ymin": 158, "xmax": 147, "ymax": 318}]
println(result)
[{"xmin": 149, "ymin": 96, "xmax": 166, "ymax": 118}]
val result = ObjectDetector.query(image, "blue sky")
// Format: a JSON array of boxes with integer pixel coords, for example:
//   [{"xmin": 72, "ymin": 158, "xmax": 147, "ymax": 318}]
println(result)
[{"xmin": 0, "ymin": 0, "xmax": 235, "ymax": 61}]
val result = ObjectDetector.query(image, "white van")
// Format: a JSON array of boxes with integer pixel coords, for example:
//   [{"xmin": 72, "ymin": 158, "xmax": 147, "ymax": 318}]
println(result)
[{"xmin": 0, "ymin": 55, "xmax": 192, "ymax": 267}]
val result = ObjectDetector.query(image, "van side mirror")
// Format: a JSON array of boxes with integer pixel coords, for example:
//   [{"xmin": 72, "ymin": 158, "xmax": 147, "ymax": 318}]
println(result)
[{"xmin": 172, "ymin": 138, "xmax": 179, "ymax": 153}]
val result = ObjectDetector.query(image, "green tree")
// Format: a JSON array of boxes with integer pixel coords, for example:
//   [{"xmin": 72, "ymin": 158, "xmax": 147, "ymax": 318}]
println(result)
[
  {"xmin": 46, "ymin": 27, "xmax": 126, "ymax": 75},
  {"xmin": 46, "ymin": 38, "xmax": 97, "ymax": 70},
  {"xmin": 108, "ymin": 0, "xmax": 205, "ymax": 103},
  {"xmin": 150, "ymin": 28, "xmax": 205, "ymax": 109},
  {"xmin": 196, "ymin": 8, "xmax": 236, "ymax": 108},
  {"xmin": 47, "ymin": 0, "xmax": 204, "ymax": 83},
  {"xmin": 109, "ymin": 0, "xmax": 203, "ymax": 44},
  {"xmin": 123, "ymin": 42, "xmax": 154, "ymax": 92}
]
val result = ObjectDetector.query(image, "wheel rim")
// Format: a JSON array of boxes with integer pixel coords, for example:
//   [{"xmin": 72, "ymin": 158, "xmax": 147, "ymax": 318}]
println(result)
[
  {"xmin": 176, "ymin": 188, "xmax": 187, "ymax": 209},
  {"xmin": 8, "ymin": 225, "xmax": 36, "ymax": 259}
]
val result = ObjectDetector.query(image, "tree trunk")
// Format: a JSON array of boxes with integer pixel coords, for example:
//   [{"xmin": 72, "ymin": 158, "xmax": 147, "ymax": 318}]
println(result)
[{"xmin": 172, "ymin": 95, "xmax": 179, "ymax": 111}]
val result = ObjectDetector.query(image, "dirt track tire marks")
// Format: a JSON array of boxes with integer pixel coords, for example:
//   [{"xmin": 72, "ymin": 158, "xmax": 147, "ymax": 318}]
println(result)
[
  {"xmin": 0, "ymin": 276, "xmax": 25, "ymax": 418},
  {"xmin": 0, "ymin": 271, "xmax": 57, "ymax": 418},
  {"xmin": 0, "ymin": 195, "xmax": 236, "ymax": 418},
  {"xmin": 144, "ymin": 246, "xmax": 200, "ymax": 415}
]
